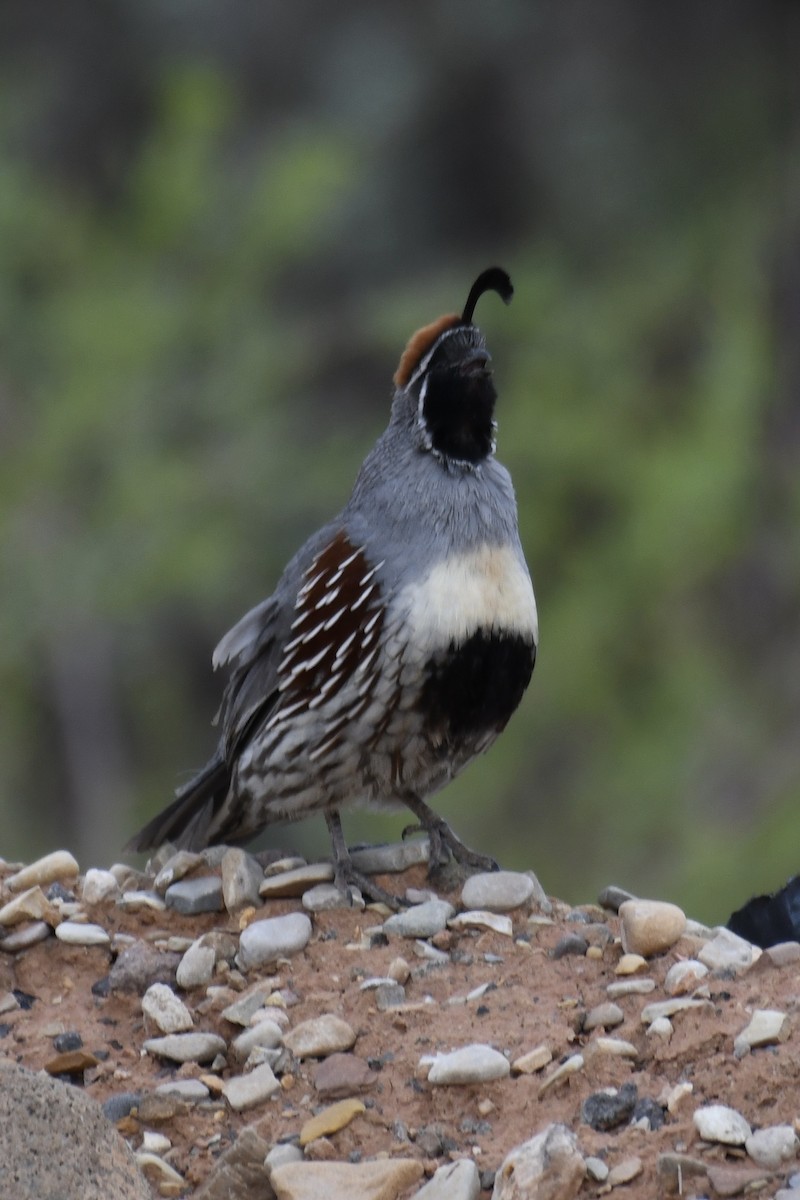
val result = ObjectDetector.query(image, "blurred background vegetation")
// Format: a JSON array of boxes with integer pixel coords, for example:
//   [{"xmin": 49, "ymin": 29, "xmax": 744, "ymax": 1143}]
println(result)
[{"xmin": 1, "ymin": 1, "xmax": 799, "ymax": 924}]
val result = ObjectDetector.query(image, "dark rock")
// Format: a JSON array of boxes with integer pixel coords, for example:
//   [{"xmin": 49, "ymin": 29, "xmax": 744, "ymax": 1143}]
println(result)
[
  {"xmin": 582, "ymin": 1083, "xmax": 638, "ymax": 1131},
  {"xmin": 552, "ymin": 933, "xmax": 588, "ymax": 959},
  {"xmin": 102, "ymin": 1093, "xmax": 143, "ymax": 1123},
  {"xmin": 54, "ymin": 1031, "xmax": 83, "ymax": 1053},
  {"xmin": 632, "ymin": 1097, "xmax": 666, "ymax": 1130},
  {"xmin": 108, "ymin": 942, "xmax": 181, "ymax": 994}
]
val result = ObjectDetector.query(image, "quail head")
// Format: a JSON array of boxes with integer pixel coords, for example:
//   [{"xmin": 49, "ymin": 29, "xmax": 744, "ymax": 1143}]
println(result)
[{"xmin": 127, "ymin": 267, "xmax": 538, "ymax": 904}]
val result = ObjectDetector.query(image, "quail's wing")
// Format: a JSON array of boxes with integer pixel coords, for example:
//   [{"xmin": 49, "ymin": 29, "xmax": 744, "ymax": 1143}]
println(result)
[{"xmin": 214, "ymin": 523, "xmax": 386, "ymax": 758}]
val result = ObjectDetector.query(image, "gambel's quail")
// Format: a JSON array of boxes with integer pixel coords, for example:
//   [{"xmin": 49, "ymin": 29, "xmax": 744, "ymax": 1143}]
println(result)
[{"xmin": 127, "ymin": 267, "xmax": 538, "ymax": 903}]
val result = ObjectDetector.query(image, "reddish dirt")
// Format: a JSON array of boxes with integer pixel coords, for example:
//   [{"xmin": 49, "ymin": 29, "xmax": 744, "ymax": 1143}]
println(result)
[{"xmin": 2, "ymin": 862, "xmax": 799, "ymax": 1198}]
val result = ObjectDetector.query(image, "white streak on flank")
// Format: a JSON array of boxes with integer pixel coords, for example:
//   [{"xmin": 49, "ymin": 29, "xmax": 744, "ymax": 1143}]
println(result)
[
  {"xmin": 316, "ymin": 584, "xmax": 342, "ymax": 608},
  {"xmin": 359, "ymin": 560, "xmax": 385, "ymax": 586},
  {"xmin": 362, "ymin": 610, "xmax": 382, "ymax": 636},
  {"xmin": 295, "ymin": 569, "xmax": 325, "ymax": 605},
  {"xmin": 334, "ymin": 630, "xmax": 358, "ymax": 662},
  {"xmin": 402, "ymin": 543, "xmax": 538, "ymax": 647},
  {"xmin": 288, "ymin": 645, "xmax": 329, "ymax": 678},
  {"xmin": 328, "ymin": 548, "xmax": 361, "ymax": 585},
  {"xmin": 351, "ymin": 583, "xmax": 376, "ymax": 611},
  {"xmin": 322, "ymin": 607, "xmax": 347, "ymax": 631}
]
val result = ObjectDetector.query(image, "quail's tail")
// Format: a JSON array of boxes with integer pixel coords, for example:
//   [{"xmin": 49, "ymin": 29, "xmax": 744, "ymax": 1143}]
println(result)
[{"xmin": 124, "ymin": 751, "xmax": 231, "ymax": 854}]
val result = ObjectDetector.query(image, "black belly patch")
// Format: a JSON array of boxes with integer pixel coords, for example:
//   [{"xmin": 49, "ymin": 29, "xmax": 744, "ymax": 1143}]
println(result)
[{"xmin": 420, "ymin": 630, "xmax": 536, "ymax": 741}]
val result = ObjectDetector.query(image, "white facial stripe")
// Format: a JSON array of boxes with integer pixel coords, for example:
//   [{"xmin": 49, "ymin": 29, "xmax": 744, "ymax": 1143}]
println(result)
[
  {"xmin": 401, "ymin": 544, "xmax": 538, "ymax": 648},
  {"xmin": 407, "ymin": 325, "xmax": 466, "ymax": 390}
]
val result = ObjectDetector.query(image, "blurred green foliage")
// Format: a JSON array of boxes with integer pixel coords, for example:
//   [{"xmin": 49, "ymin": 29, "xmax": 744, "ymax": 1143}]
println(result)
[{"xmin": 1, "ymin": 3, "xmax": 799, "ymax": 923}]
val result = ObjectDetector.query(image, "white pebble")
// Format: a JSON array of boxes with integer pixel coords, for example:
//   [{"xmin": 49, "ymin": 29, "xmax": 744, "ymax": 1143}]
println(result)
[
  {"xmin": 237, "ymin": 912, "xmax": 312, "ymax": 969},
  {"xmin": 460, "ymin": 871, "xmax": 536, "ymax": 913},
  {"xmin": 176, "ymin": 940, "xmax": 216, "ymax": 990},
  {"xmin": 693, "ymin": 1103, "xmax": 752, "ymax": 1146},
  {"xmin": 426, "ymin": 1044, "xmax": 510, "ymax": 1085},
  {"xmin": 663, "ymin": 959, "xmax": 709, "ymax": 995},
  {"xmin": 734, "ymin": 1009, "xmax": 790, "ymax": 1058},
  {"xmin": 5, "ymin": 850, "xmax": 79, "ymax": 892},
  {"xmin": 222, "ymin": 1062, "xmax": 280, "ymax": 1110},
  {"xmin": 55, "ymin": 921, "xmax": 110, "ymax": 946},
  {"xmin": 142, "ymin": 983, "xmax": 194, "ymax": 1034},
  {"xmin": 698, "ymin": 927, "xmax": 760, "ymax": 973},
  {"xmin": 745, "ymin": 1125, "xmax": 798, "ymax": 1169},
  {"xmin": 81, "ymin": 869, "xmax": 120, "ymax": 905}
]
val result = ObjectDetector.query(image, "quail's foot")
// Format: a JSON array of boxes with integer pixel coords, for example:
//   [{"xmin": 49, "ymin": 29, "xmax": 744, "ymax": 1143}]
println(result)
[
  {"xmin": 325, "ymin": 809, "xmax": 405, "ymax": 909},
  {"xmin": 401, "ymin": 794, "xmax": 499, "ymax": 876}
]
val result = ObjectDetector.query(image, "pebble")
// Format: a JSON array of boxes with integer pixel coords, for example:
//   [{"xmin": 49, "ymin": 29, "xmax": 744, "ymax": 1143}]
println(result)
[
  {"xmin": 45, "ymin": 1049, "xmax": 99, "ymax": 1076},
  {"xmin": 583, "ymin": 1036, "xmax": 637, "ymax": 1061},
  {"xmin": 448, "ymin": 910, "xmax": 513, "ymax": 937},
  {"xmin": 646, "ymin": 1016, "xmax": 673, "ymax": 1040},
  {"xmin": 141, "ymin": 1130, "xmax": 171, "ymax": 1154},
  {"xmin": 312, "ymin": 1053, "xmax": 377, "ymax": 1098},
  {"xmin": 619, "ymin": 899, "xmax": 686, "ymax": 956},
  {"xmin": 598, "ymin": 884, "xmax": 636, "ymax": 911},
  {"xmin": 663, "ymin": 959, "xmax": 709, "ymax": 995},
  {"xmin": 136, "ymin": 1150, "xmax": 185, "ymax": 1189},
  {"xmin": 426, "ymin": 1044, "xmax": 510, "ymax": 1085},
  {"xmin": 537, "ymin": 1053, "xmax": 584, "ymax": 1097},
  {"xmin": 698, "ymin": 927, "xmax": 759, "ymax": 973},
  {"xmin": 552, "ymin": 933, "xmax": 588, "ymax": 959},
  {"xmin": 142, "ymin": 983, "xmax": 194, "ymax": 1034},
  {"xmin": 143, "ymin": 1032, "xmax": 227, "ymax": 1064},
  {"xmin": 745, "ymin": 1125, "xmax": 798, "ymax": 1168},
  {"xmin": 55, "ymin": 921, "xmax": 110, "ymax": 946},
  {"xmin": 0, "ymin": 886, "xmax": 58, "ymax": 928},
  {"xmin": 388, "ymin": 956, "xmax": 411, "ymax": 984},
  {"xmin": 582, "ymin": 1083, "xmax": 638, "ymax": 1131},
  {"xmin": 153, "ymin": 850, "xmax": 205, "ymax": 892},
  {"xmin": 265, "ymin": 1141, "xmax": 304, "ymax": 1173},
  {"xmin": 607, "ymin": 1156, "xmax": 643, "ymax": 1187},
  {"xmin": 411, "ymin": 1158, "xmax": 480, "ymax": 1200},
  {"xmin": 693, "ymin": 1103, "xmax": 752, "ymax": 1145},
  {"xmin": 222, "ymin": 1061, "xmax": 280, "ymax": 1110},
  {"xmin": 585, "ymin": 1156, "xmax": 609, "ymax": 1183},
  {"xmin": 269, "ymin": 1159, "xmax": 423, "ymax": 1200},
  {"xmin": 640, "ymin": 996, "xmax": 711, "ymax": 1024},
  {"xmin": 0, "ymin": 920, "xmax": 52, "ymax": 951},
  {"xmin": 237, "ymin": 912, "xmax": 312, "ymax": 969},
  {"xmin": 118, "ymin": 890, "xmax": 166, "ymax": 912},
  {"xmin": 765, "ymin": 941, "xmax": 800, "ymax": 967},
  {"xmin": 734, "ymin": 1008, "xmax": 790, "ymax": 1057},
  {"xmin": 231, "ymin": 1019, "xmax": 284, "ymax": 1061},
  {"xmin": 349, "ymin": 840, "xmax": 430, "ymax": 874},
  {"xmin": 656, "ymin": 1152, "xmax": 709, "ymax": 1193},
  {"xmin": 53, "ymin": 1031, "xmax": 82, "ymax": 1053},
  {"xmin": 492, "ymin": 1124, "xmax": 585, "ymax": 1200},
  {"xmin": 259, "ymin": 862, "xmax": 334, "ymax": 899},
  {"xmin": 164, "ymin": 876, "xmax": 224, "ymax": 915},
  {"xmin": 155, "ymin": 1079, "xmax": 210, "ymax": 1101},
  {"xmin": 102, "ymin": 1092, "xmax": 143, "ymax": 1122},
  {"xmin": 511, "ymin": 1045, "xmax": 553, "ymax": 1075},
  {"xmin": 284, "ymin": 1014, "xmax": 356, "ymax": 1059},
  {"xmin": 176, "ymin": 940, "xmax": 217, "ymax": 990},
  {"xmin": 300, "ymin": 1097, "xmax": 365, "ymax": 1145},
  {"xmin": 606, "ymin": 977, "xmax": 655, "ymax": 997},
  {"xmin": 375, "ymin": 983, "xmax": 407, "ymax": 1010},
  {"xmin": 81, "ymin": 868, "xmax": 120, "ymax": 904},
  {"xmin": 4, "ymin": 850, "xmax": 79, "ymax": 892},
  {"xmin": 383, "ymin": 899, "xmax": 455, "ymax": 939},
  {"xmin": 302, "ymin": 883, "xmax": 362, "ymax": 912},
  {"xmin": 221, "ymin": 848, "xmax": 264, "ymax": 911},
  {"xmin": 460, "ymin": 870, "xmax": 536, "ymax": 913},
  {"xmin": 220, "ymin": 982, "xmax": 278, "ymax": 1026},
  {"xmin": 583, "ymin": 1002, "xmax": 624, "ymax": 1031},
  {"xmin": 615, "ymin": 953, "xmax": 648, "ymax": 975}
]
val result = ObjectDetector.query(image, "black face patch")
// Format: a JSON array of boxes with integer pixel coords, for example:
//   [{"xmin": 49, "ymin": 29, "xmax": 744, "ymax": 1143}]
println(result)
[
  {"xmin": 420, "ymin": 630, "xmax": 535, "ymax": 740},
  {"xmin": 422, "ymin": 366, "xmax": 497, "ymax": 464}
]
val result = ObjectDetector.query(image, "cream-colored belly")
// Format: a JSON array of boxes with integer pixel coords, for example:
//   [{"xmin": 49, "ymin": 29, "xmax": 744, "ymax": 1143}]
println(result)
[{"xmin": 400, "ymin": 543, "xmax": 537, "ymax": 651}]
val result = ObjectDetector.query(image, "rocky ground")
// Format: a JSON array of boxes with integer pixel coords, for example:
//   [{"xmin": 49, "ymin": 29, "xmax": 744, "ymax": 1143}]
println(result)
[{"xmin": 1, "ymin": 842, "xmax": 800, "ymax": 1199}]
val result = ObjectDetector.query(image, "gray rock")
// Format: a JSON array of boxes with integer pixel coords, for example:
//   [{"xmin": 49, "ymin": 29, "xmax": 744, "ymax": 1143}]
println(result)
[
  {"xmin": 698, "ymin": 927, "xmax": 759, "ymax": 973},
  {"xmin": 194, "ymin": 1126, "xmax": 273, "ymax": 1200},
  {"xmin": 427, "ymin": 1044, "xmax": 510, "ymax": 1085},
  {"xmin": 176, "ymin": 939, "xmax": 217, "ymax": 990},
  {"xmin": 461, "ymin": 871, "xmax": 536, "ymax": 913},
  {"xmin": 143, "ymin": 1032, "xmax": 227, "ymax": 1064},
  {"xmin": 221, "ymin": 848, "xmax": 264, "ymax": 912},
  {"xmin": 237, "ymin": 912, "xmax": 312, "ymax": 969},
  {"xmin": 745, "ymin": 1125, "xmax": 798, "ymax": 1168},
  {"xmin": 349, "ymin": 840, "xmax": 430, "ymax": 874},
  {"xmin": 221, "ymin": 982, "xmax": 278, "ymax": 1026},
  {"xmin": 302, "ymin": 882, "xmax": 363, "ymax": 912},
  {"xmin": 492, "ymin": 1124, "xmax": 585, "ymax": 1200},
  {"xmin": 598, "ymin": 884, "xmax": 636, "ymax": 911},
  {"xmin": 142, "ymin": 982, "xmax": 194, "ymax": 1033},
  {"xmin": 108, "ymin": 941, "xmax": 181, "ymax": 994},
  {"xmin": 375, "ymin": 983, "xmax": 407, "ymax": 1010},
  {"xmin": 412, "ymin": 1159, "xmax": 481, "ymax": 1200},
  {"xmin": 734, "ymin": 1009, "xmax": 790, "ymax": 1057},
  {"xmin": 552, "ymin": 933, "xmax": 588, "ymax": 959},
  {"xmin": 265, "ymin": 1142, "xmax": 304, "ymax": 1173},
  {"xmin": 284, "ymin": 1013, "xmax": 356, "ymax": 1059},
  {"xmin": 0, "ymin": 920, "xmax": 51, "ymax": 951},
  {"xmin": 693, "ymin": 1103, "xmax": 752, "ymax": 1146},
  {"xmin": 231, "ymin": 1019, "xmax": 284, "ymax": 1061},
  {"xmin": 153, "ymin": 850, "xmax": 205, "ymax": 893},
  {"xmin": 222, "ymin": 1062, "xmax": 280, "ymax": 1111},
  {"xmin": 0, "ymin": 1060, "xmax": 149, "ymax": 1199},
  {"xmin": 55, "ymin": 920, "xmax": 111, "ymax": 946},
  {"xmin": 383, "ymin": 899, "xmax": 455, "ymax": 939},
  {"xmin": 154, "ymin": 1079, "xmax": 210, "ymax": 1101},
  {"xmin": 164, "ymin": 875, "xmax": 224, "ymax": 914},
  {"xmin": 102, "ymin": 1092, "xmax": 143, "ymax": 1123},
  {"xmin": 583, "ymin": 1002, "xmax": 624, "ymax": 1031}
]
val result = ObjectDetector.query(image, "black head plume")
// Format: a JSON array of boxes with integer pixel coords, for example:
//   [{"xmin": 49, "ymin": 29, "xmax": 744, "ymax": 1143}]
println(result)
[{"xmin": 461, "ymin": 267, "xmax": 514, "ymax": 325}]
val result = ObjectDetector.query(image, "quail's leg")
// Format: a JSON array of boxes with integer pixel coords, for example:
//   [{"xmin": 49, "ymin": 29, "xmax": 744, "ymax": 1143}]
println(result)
[
  {"xmin": 324, "ymin": 809, "xmax": 403, "ymax": 909},
  {"xmin": 400, "ymin": 793, "xmax": 499, "ymax": 875}
]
